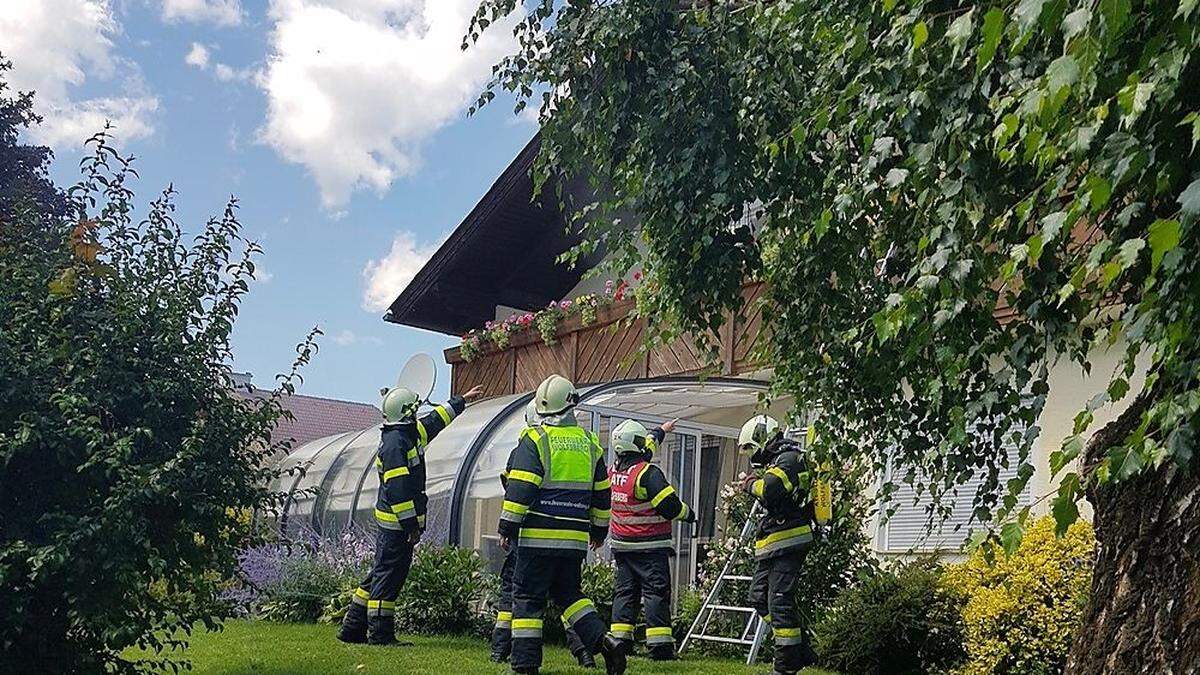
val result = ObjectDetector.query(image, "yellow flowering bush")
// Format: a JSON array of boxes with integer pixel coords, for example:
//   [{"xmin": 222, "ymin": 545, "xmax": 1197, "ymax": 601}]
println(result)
[{"xmin": 941, "ymin": 517, "xmax": 1095, "ymax": 674}]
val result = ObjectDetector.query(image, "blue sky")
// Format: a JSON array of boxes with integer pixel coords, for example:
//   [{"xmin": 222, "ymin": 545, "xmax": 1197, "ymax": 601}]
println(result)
[{"xmin": 2, "ymin": 1, "xmax": 533, "ymax": 403}]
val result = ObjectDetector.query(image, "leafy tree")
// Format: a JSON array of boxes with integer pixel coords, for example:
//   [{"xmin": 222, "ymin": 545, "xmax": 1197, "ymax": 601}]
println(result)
[
  {"xmin": 0, "ymin": 90, "xmax": 316, "ymax": 670},
  {"xmin": 0, "ymin": 54, "xmax": 68, "ymax": 221},
  {"xmin": 467, "ymin": 0, "xmax": 1199, "ymax": 670}
]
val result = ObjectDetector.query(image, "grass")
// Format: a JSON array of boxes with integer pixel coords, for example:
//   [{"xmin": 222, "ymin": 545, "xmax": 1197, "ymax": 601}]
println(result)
[{"xmin": 130, "ymin": 620, "xmax": 837, "ymax": 674}]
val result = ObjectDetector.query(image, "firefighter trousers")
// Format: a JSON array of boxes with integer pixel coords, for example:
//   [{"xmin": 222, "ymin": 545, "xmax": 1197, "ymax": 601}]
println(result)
[
  {"xmin": 491, "ymin": 546, "xmax": 587, "ymax": 661},
  {"xmin": 510, "ymin": 550, "xmax": 607, "ymax": 672},
  {"xmin": 748, "ymin": 549, "xmax": 816, "ymax": 674},
  {"xmin": 339, "ymin": 527, "xmax": 415, "ymax": 644},
  {"xmin": 610, "ymin": 550, "xmax": 674, "ymax": 659}
]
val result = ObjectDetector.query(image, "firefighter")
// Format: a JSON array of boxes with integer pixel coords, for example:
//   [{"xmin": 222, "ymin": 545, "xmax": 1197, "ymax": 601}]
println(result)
[
  {"xmin": 607, "ymin": 418, "xmax": 695, "ymax": 660},
  {"xmin": 338, "ymin": 383, "xmax": 484, "ymax": 645},
  {"xmin": 491, "ymin": 400, "xmax": 594, "ymax": 668},
  {"xmin": 498, "ymin": 375, "xmax": 626, "ymax": 675},
  {"xmin": 738, "ymin": 414, "xmax": 818, "ymax": 674}
]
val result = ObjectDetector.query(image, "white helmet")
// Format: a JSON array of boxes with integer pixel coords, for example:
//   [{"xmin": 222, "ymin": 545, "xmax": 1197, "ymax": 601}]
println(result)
[
  {"xmin": 612, "ymin": 419, "xmax": 655, "ymax": 457},
  {"xmin": 738, "ymin": 414, "xmax": 781, "ymax": 455},
  {"xmin": 523, "ymin": 399, "xmax": 540, "ymax": 427},
  {"xmin": 534, "ymin": 374, "xmax": 578, "ymax": 416},
  {"xmin": 381, "ymin": 386, "xmax": 420, "ymax": 424}
]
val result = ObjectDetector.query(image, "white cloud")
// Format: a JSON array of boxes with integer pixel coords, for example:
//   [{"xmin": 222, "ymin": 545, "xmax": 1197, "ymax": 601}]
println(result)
[
  {"xmin": 259, "ymin": 0, "xmax": 520, "ymax": 207},
  {"xmin": 332, "ymin": 329, "xmax": 383, "ymax": 346},
  {"xmin": 161, "ymin": 0, "xmax": 243, "ymax": 26},
  {"xmin": 185, "ymin": 42, "xmax": 211, "ymax": 69},
  {"xmin": 361, "ymin": 230, "xmax": 443, "ymax": 313},
  {"xmin": 0, "ymin": 0, "xmax": 159, "ymax": 148},
  {"xmin": 213, "ymin": 62, "xmax": 256, "ymax": 83}
]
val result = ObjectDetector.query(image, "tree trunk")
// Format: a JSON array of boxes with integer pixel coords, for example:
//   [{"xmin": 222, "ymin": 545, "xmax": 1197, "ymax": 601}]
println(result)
[{"xmin": 1066, "ymin": 391, "xmax": 1200, "ymax": 674}]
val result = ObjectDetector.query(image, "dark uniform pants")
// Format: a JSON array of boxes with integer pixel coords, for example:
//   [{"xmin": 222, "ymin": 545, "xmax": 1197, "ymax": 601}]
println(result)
[
  {"xmin": 339, "ymin": 528, "xmax": 415, "ymax": 644},
  {"xmin": 748, "ymin": 549, "xmax": 816, "ymax": 674},
  {"xmin": 610, "ymin": 550, "xmax": 674, "ymax": 658},
  {"xmin": 511, "ymin": 551, "xmax": 607, "ymax": 672},
  {"xmin": 491, "ymin": 547, "xmax": 587, "ymax": 661}
]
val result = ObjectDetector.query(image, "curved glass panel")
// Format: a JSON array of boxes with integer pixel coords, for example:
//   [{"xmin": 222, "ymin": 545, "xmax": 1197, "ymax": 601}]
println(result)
[
  {"xmin": 422, "ymin": 394, "xmax": 524, "ymax": 545},
  {"xmin": 285, "ymin": 431, "xmax": 357, "ymax": 536},
  {"xmin": 273, "ymin": 430, "xmax": 355, "ymax": 533},
  {"xmin": 457, "ymin": 400, "xmax": 530, "ymax": 572},
  {"xmin": 313, "ymin": 427, "xmax": 378, "ymax": 536}
]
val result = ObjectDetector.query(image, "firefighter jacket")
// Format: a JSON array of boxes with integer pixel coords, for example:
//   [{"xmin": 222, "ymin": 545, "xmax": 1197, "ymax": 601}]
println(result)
[
  {"xmin": 609, "ymin": 429, "xmax": 693, "ymax": 552},
  {"xmin": 373, "ymin": 396, "xmax": 465, "ymax": 534},
  {"xmin": 745, "ymin": 436, "xmax": 815, "ymax": 560},
  {"xmin": 497, "ymin": 420, "xmax": 611, "ymax": 555}
]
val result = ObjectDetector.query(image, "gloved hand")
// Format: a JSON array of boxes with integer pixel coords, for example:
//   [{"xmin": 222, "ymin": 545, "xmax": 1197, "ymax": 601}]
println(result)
[{"xmin": 742, "ymin": 474, "xmax": 759, "ymax": 494}]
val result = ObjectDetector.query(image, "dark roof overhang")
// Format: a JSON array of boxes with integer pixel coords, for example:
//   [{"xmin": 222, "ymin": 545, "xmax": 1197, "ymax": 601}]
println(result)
[{"xmin": 384, "ymin": 134, "xmax": 597, "ymax": 335}]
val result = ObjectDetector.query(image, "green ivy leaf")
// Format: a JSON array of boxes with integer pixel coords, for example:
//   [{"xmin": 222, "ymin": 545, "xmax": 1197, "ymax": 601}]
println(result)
[
  {"xmin": 978, "ymin": 8, "xmax": 1006, "ymax": 73},
  {"xmin": 1147, "ymin": 219, "xmax": 1181, "ymax": 272},
  {"xmin": 1041, "ymin": 211, "xmax": 1068, "ymax": 241},
  {"xmin": 1000, "ymin": 521, "xmax": 1024, "ymax": 556},
  {"xmin": 912, "ymin": 21, "xmax": 929, "ymax": 52},
  {"xmin": 1180, "ymin": 178, "xmax": 1200, "ymax": 217},
  {"xmin": 1062, "ymin": 8, "xmax": 1091, "ymax": 39},
  {"xmin": 1100, "ymin": 0, "xmax": 1131, "ymax": 34},
  {"xmin": 1052, "ymin": 486, "xmax": 1080, "ymax": 536},
  {"xmin": 947, "ymin": 9, "xmax": 975, "ymax": 53},
  {"xmin": 1087, "ymin": 175, "xmax": 1112, "ymax": 213},
  {"xmin": 1046, "ymin": 55, "xmax": 1080, "ymax": 96},
  {"xmin": 1015, "ymin": 0, "xmax": 1049, "ymax": 33},
  {"xmin": 1117, "ymin": 237, "xmax": 1145, "ymax": 269}
]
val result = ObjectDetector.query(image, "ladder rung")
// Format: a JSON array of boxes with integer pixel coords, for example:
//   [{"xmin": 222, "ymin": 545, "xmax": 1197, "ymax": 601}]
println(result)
[
  {"xmin": 692, "ymin": 634, "xmax": 756, "ymax": 646},
  {"xmin": 705, "ymin": 604, "xmax": 756, "ymax": 613},
  {"xmin": 722, "ymin": 575, "xmax": 753, "ymax": 581}
]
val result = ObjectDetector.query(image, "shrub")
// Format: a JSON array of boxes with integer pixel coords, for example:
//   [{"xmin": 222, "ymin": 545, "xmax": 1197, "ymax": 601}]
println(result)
[
  {"xmin": 941, "ymin": 517, "xmax": 1095, "ymax": 675},
  {"xmin": 813, "ymin": 560, "xmax": 965, "ymax": 675},
  {"xmin": 0, "ymin": 92, "xmax": 311, "ymax": 670},
  {"xmin": 231, "ymin": 528, "xmax": 372, "ymax": 623},
  {"xmin": 393, "ymin": 545, "xmax": 496, "ymax": 635}
]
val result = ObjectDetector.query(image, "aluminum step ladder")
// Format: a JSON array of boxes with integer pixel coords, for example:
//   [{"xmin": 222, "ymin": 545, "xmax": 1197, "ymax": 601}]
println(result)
[{"xmin": 679, "ymin": 501, "xmax": 767, "ymax": 665}]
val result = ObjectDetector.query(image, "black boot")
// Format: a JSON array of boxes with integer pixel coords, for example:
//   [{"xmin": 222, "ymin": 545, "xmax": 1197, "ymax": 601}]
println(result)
[
  {"xmin": 574, "ymin": 647, "xmax": 596, "ymax": 668},
  {"xmin": 599, "ymin": 634, "xmax": 627, "ymax": 675},
  {"xmin": 490, "ymin": 627, "xmax": 511, "ymax": 662},
  {"xmin": 367, "ymin": 613, "xmax": 396, "ymax": 645},
  {"xmin": 337, "ymin": 603, "xmax": 367, "ymax": 644}
]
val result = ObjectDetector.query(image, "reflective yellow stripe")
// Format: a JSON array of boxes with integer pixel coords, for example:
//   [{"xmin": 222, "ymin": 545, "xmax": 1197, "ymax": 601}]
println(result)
[
  {"xmin": 751, "ymin": 479, "xmax": 765, "ymax": 498},
  {"xmin": 375, "ymin": 456, "xmax": 383, "ymax": 468},
  {"xmin": 646, "ymin": 627, "xmax": 673, "ymax": 637},
  {"xmin": 502, "ymin": 500, "xmax": 530, "ymax": 515},
  {"xmin": 594, "ymin": 477, "xmax": 611, "ymax": 490},
  {"xmin": 391, "ymin": 500, "xmax": 415, "ymax": 514},
  {"xmin": 774, "ymin": 627, "xmax": 802, "ymax": 637},
  {"xmin": 610, "ymin": 623, "xmax": 634, "ymax": 633},
  {"xmin": 374, "ymin": 508, "xmax": 399, "ymax": 522},
  {"xmin": 522, "ymin": 427, "xmax": 543, "ymax": 443},
  {"xmin": 496, "ymin": 611, "xmax": 513, "ymax": 621},
  {"xmin": 512, "ymin": 618, "xmax": 543, "ymax": 629},
  {"xmin": 507, "ymin": 469, "xmax": 543, "ymax": 486},
  {"xmin": 589, "ymin": 508, "xmax": 611, "ymax": 520},
  {"xmin": 367, "ymin": 600, "xmax": 395, "ymax": 609},
  {"xmin": 417, "ymin": 421, "xmax": 428, "ymax": 447},
  {"xmin": 518, "ymin": 528, "xmax": 589, "ymax": 542},
  {"xmin": 382, "ymin": 466, "xmax": 409, "ymax": 482},
  {"xmin": 407, "ymin": 448, "xmax": 419, "ymax": 461},
  {"xmin": 755, "ymin": 525, "xmax": 813, "ymax": 549},
  {"xmin": 767, "ymin": 466, "xmax": 795, "ymax": 493},
  {"xmin": 562, "ymin": 598, "xmax": 594, "ymax": 622},
  {"xmin": 354, "ymin": 587, "xmax": 370, "ymax": 600},
  {"xmin": 435, "ymin": 405, "xmax": 452, "ymax": 425},
  {"xmin": 650, "ymin": 485, "xmax": 677, "ymax": 507},
  {"xmin": 677, "ymin": 503, "xmax": 689, "ymax": 521}
]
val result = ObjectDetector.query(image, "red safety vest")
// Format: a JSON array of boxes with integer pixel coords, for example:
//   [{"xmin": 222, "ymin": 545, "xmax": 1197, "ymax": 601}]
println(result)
[{"xmin": 609, "ymin": 461, "xmax": 672, "ymax": 551}]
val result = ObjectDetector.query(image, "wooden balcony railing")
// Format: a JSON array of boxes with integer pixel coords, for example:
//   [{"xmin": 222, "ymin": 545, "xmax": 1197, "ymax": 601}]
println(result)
[{"xmin": 445, "ymin": 282, "xmax": 768, "ymax": 397}]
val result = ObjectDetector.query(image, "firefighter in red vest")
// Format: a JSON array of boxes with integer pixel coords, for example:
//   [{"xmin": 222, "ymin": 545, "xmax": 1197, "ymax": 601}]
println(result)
[
  {"xmin": 739, "ymin": 414, "xmax": 817, "ymax": 674},
  {"xmin": 607, "ymin": 418, "xmax": 695, "ymax": 660}
]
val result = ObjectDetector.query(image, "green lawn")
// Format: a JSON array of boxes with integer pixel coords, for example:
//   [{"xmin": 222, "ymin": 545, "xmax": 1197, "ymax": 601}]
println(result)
[{"xmin": 131, "ymin": 620, "xmax": 835, "ymax": 674}]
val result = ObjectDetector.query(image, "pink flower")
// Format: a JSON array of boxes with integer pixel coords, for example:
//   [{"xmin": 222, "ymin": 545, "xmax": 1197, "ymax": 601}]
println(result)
[
  {"xmin": 605, "ymin": 279, "xmax": 614, "ymax": 292},
  {"xmin": 560, "ymin": 299, "xmax": 573, "ymax": 310},
  {"xmin": 505, "ymin": 314, "xmax": 517, "ymax": 324},
  {"xmin": 632, "ymin": 270, "xmax": 643, "ymax": 282},
  {"xmin": 484, "ymin": 321, "xmax": 495, "ymax": 330},
  {"xmin": 548, "ymin": 300, "xmax": 558, "ymax": 309}
]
